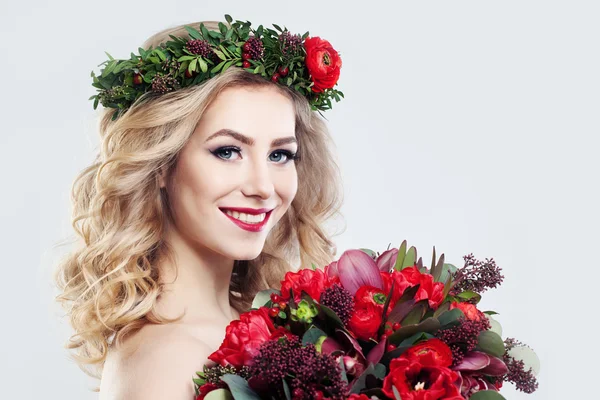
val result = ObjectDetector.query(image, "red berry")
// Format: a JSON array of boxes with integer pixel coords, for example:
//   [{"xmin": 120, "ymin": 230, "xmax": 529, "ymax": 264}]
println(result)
[
  {"xmin": 385, "ymin": 328, "xmax": 393, "ymax": 336},
  {"xmin": 381, "ymin": 333, "xmax": 389, "ymax": 341},
  {"xmin": 393, "ymin": 322, "xmax": 401, "ymax": 331},
  {"xmin": 242, "ymin": 52, "xmax": 251, "ymax": 61},
  {"xmin": 242, "ymin": 60, "xmax": 251, "ymax": 68},
  {"xmin": 314, "ymin": 391, "xmax": 324, "ymax": 400},
  {"xmin": 387, "ymin": 344, "xmax": 397, "ymax": 352},
  {"xmin": 271, "ymin": 73, "xmax": 280, "ymax": 83},
  {"xmin": 278, "ymin": 66, "xmax": 289, "ymax": 77},
  {"xmin": 278, "ymin": 301, "xmax": 287, "ymax": 309},
  {"xmin": 269, "ymin": 307, "xmax": 280, "ymax": 318},
  {"xmin": 270, "ymin": 293, "xmax": 281, "ymax": 303},
  {"xmin": 133, "ymin": 73, "xmax": 143, "ymax": 85},
  {"xmin": 243, "ymin": 42, "xmax": 252, "ymax": 52}
]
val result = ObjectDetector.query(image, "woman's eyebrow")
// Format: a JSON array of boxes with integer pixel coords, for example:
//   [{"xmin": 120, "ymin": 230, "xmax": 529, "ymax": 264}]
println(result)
[{"xmin": 205, "ymin": 128, "xmax": 297, "ymax": 147}]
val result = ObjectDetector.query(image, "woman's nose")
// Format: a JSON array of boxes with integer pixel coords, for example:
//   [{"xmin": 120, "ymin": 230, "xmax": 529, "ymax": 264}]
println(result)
[{"xmin": 241, "ymin": 159, "xmax": 275, "ymax": 199}]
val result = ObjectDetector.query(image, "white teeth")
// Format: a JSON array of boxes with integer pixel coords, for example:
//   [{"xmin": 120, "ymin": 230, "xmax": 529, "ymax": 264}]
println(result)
[{"xmin": 224, "ymin": 210, "xmax": 267, "ymax": 224}]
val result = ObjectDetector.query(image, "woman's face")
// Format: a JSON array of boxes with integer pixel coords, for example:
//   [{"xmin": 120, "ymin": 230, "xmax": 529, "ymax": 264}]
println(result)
[{"xmin": 165, "ymin": 85, "xmax": 298, "ymax": 260}]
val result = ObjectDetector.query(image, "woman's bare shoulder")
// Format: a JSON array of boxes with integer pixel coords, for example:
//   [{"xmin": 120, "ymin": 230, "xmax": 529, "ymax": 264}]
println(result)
[{"xmin": 99, "ymin": 323, "xmax": 215, "ymax": 400}]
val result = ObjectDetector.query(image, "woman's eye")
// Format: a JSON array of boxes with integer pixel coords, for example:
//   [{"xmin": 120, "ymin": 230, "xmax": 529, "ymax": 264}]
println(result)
[
  {"xmin": 212, "ymin": 147, "xmax": 241, "ymax": 160},
  {"xmin": 270, "ymin": 150, "xmax": 296, "ymax": 164}
]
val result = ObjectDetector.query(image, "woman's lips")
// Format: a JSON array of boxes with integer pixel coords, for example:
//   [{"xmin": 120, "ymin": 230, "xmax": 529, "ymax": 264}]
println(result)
[{"xmin": 220, "ymin": 208, "xmax": 273, "ymax": 232}]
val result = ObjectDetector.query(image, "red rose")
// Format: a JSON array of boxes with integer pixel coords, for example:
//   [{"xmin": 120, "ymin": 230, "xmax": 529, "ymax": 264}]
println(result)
[
  {"xmin": 449, "ymin": 301, "xmax": 484, "ymax": 321},
  {"xmin": 400, "ymin": 266, "xmax": 445, "ymax": 309},
  {"xmin": 208, "ymin": 307, "xmax": 276, "ymax": 367},
  {"xmin": 303, "ymin": 36, "xmax": 342, "ymax": 93},
  {"xmin": 348, "ymin": 303, "xmax": 382, "ymax": 341},
  {"xmin": 280, "ymin": 267, "xmax": 339, "ymax": 303}
]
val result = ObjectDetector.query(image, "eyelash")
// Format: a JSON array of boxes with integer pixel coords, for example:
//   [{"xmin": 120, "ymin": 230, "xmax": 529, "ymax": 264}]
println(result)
[{"xmin": 210, "ymin": 146, "xmax": 299, "ymax": 164}]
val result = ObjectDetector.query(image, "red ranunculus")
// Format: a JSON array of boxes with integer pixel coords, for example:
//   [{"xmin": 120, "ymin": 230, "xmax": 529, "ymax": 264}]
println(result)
[
  {"xmin": 348, "ymin": 303, "xmax": 382, "ymax": 341},
  {"xmin": 304, "ymin": 36, "xmax": 342, "ymax": 93},
  {"xmin": 400, "ymin": 266, "xmax": 445, "ymax": 309},
  {"xmin": 402, "ymin": 339, "xmax": 454, "ymax": 367},
  {"xmin": 449, "ymin": 301, "xmax": 484, "ymax": 321},
  {"xmin": 280, "ymin": 267, "xmax": 339, "ymax": 303},
  {"xmin": 208, "ymin": 307, "xmax": 276, "ymax": 368},
  {"xmin": 354, "ymin": 285, "xmax": 388, "ymax": 313},
  {"xmin": 381, "ymin": 271, "xmax": 412, "ymax": 306}
]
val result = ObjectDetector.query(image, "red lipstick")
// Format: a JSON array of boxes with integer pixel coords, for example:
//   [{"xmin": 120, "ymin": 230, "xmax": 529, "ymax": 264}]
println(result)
[{"xmin": 220, "ymin": 208, "xmax": 273, "ymax": 232}]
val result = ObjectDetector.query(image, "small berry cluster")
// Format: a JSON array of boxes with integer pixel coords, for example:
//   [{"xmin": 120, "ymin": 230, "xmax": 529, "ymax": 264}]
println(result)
[
  {"xmin": 453, "ymin": 254, "xmax": 504, "ymax": 294},
  {"xmin": 319, "ymin": 284, "xmax": 355, "ymax": 325},
  {"xmin": 435, "ymin": 317, "xmax": 491, "ymax": 365},
  {"xmin": 381, "ymin": 321, "xmax": 403, "ymax": 352},
  {"xmin": 269, "ymin": 292, "xmax": 288, "ymax": 318},
  {"xmin": 248, "ymin": 336, "xmax": 348, "ymax": 400}
]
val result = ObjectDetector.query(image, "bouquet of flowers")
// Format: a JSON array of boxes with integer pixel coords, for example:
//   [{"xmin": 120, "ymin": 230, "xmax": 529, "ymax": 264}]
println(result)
[{"xmin": 193, "ymin": 241, "xmax": 539, "ymax": 400}]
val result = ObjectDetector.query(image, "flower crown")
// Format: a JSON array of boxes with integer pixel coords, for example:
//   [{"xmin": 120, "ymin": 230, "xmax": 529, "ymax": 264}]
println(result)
[{"xmin": 90, "ymin": 14, "xmax": 344, "ymax": 121}]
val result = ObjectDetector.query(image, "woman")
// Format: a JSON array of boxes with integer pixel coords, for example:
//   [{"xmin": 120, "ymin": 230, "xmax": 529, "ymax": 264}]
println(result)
[{"xmin": 55, "ymin": 18, "xmax": 344, "ymax": 399}]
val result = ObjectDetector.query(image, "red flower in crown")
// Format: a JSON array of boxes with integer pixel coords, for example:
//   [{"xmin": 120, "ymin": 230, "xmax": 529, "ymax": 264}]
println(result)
[{"xmin": 304, "ymin": 37, "xmax": 342, "ymax": 93}]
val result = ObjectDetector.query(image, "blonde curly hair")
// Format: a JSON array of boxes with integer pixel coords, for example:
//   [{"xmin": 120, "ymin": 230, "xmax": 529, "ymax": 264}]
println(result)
[{"xmin": 54, "ymin": 21, "xmax": 344, "ymax": 379}]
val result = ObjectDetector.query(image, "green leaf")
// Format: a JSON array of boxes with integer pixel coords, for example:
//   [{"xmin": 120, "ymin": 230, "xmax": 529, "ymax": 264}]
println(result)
[
  {"xmin": 199, "ymin": 58, "xmax": 208, "ymax": 73},
  {"xmin": 437, "ymin": 308, "xmax": 464, "ymax": 328},
  {"xmin": 189, "ymin": 58, "xmax": 198, "ymax": 72},
  {"xmin": 222, "ymin": 60, "xmax": 234, "ymax": 73},
  {"xmin": 456, "ymin": 290, "xmax": 481, "ymax": 304},
  {"xmin": 469, "ymin": 390, "xmax": 506, "ymax": 399},
  {"xmin": 394, "ymin": 240, "xmax": 408, "ymax": 271},
  {"xmin": 201, "ymin": 24, "xmax": 211, "ymax": 40},
  {"xmin": 272, "ymin": 23, "xmax": 283, "ymax": 32},
  {"xmin": 178, "ymin": 55, "xmax": 196, "ymax": 61},
  {"xmin": 219, "ymin": 375, "xmax": 261, "ymax": 400},
  {"xmin": 483, "ymin": 310, "xmax": 499, "ymax": 315},
  {"xmin": 387, "ymin": 317, "xmax": 440, "ymax": 345},
  {"xmin": 438, "ymin": 263, "xmax": 458, "ymax": 284},
  {"xmin": 211, "ymin": 60, "xmax": 227, "ymax": 74},
  {"xmin": 402, "ymin": 246, "xmax": 417, "ymax": 270},
  {"xmin": 475, "ymin": 330, "xmax": 505, "ymax": 358},
  {"xmin": 302, "ymin": 327, "xmax": 327, "ymax": 345},
  {"xmin": 359, "ymin": 248, "xmax": 377, "ymax": 259},
  {"xmin": 400, "ymin": 300, "xmax": 428, "ymax": 326},
  {"xmin": 251, "ymin": 288, "xmax": 279, "ymax": 309},
  {"xmin": 225, "ymin": 14, "xmax": 233, "ymax": 24},
  {"xmin": 185, "ymin": 26, "xmax": 203, "ymax": 40},
  {"xmin": 219, "ymin": 22, "xmax": 228, "ymax": 35},
  {"xmin": 214, "ymin": 50, "xmax": 227, "ymax": 61},
  {"xmin": 204, "ymin": 389, "xmax": 234, "ymax": 400},
  {"xmin": 282, "ymin": 379, "xmax": 292, "ymax": 400},
  {"xmin": 154, "ymin": 49, "xmax": 166, "ymax": 61}
]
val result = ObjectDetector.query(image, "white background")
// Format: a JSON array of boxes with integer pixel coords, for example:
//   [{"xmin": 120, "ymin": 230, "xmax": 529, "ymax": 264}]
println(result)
[{"xmin": 1, "ymin": 1, "xmax": 598, "ymax": 399}]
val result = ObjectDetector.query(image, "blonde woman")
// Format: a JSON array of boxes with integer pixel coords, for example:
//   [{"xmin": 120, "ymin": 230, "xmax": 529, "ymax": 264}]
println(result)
[{"xmin": 55, "ymin": 17, "xmax": 344, "ymax": 399}]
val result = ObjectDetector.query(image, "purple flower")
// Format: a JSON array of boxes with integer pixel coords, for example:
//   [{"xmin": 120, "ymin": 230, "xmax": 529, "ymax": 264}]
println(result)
[
  {"xmin": 336, "ymin": 249, "xmax": 384, "ymax": 295},
  {"xmin": 453, "ymin": 351, "xmax": 508, "ymax": 397}
]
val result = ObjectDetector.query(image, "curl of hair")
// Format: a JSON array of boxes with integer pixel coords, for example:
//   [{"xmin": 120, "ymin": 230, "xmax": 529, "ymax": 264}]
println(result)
[{"xmin": 54, "ymin": 21, "xmax": 344, "ymax": 379}]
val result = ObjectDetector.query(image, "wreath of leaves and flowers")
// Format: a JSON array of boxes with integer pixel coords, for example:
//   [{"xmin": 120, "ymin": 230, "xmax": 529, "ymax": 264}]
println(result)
[{"xmin": 90, "ymin": 14, "xmax": 344, "ymax": 121}]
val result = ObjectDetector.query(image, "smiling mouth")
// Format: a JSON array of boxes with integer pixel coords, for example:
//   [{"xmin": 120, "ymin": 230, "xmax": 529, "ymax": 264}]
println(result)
[{"xmin": 219, "ymin": 208, "xmax": 274, "ymax": 232}]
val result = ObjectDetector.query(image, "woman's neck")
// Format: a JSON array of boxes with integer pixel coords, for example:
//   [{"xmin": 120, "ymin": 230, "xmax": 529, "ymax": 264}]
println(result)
[{"xmin": 156, "ymin": 226, "xmax": 238, "ymax": 323}]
